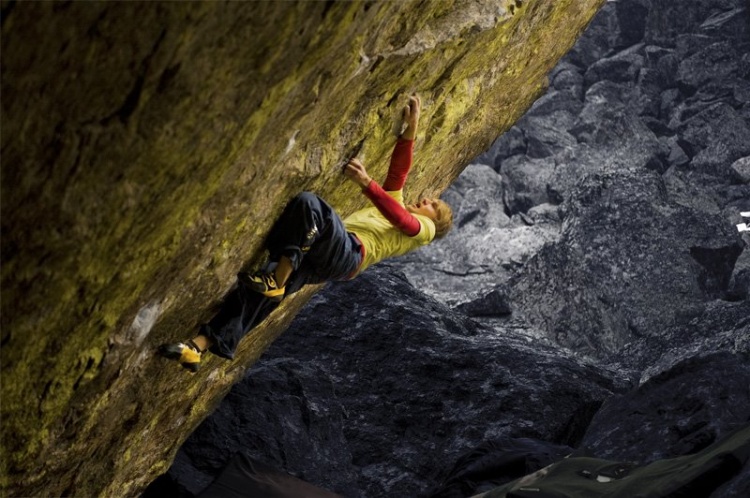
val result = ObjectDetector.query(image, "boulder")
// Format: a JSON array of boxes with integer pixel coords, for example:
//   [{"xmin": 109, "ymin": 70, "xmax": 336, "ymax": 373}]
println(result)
[
  {"xmin": 608, "ymin": 0, "xmax": 649, "ymax": 50},
  {"xmin": 549, "ymin": 62, "xmax": 585, "ymax": 99},
  {"xmin": 475, "ymin": 126, "xmax": 527, "ymax": 170},
  {"xmin": 563, "ymin": 3, "xmax": 618, "ymax": 68},
  {"xmin": 630, "ymin": 298, "xmax": 750, "ymax": 383},
  {"xmin": 663, "ymin": 137, "xmax": 690, "ymax": 168},
  {"xmin": 546, "ymin": 145, "xmax": 613, "ymax": 204},
  {"xmin": 642, "ymin": 0, "xmax": 738, "ymax": 47},
  {"xmin": 581, "ymin": 353, "xmax": 750, "ymax": 464},
  {"xmin": 728, "ymin": 247, "xmax": 750, "ymax": 300},
  {"xmin": 643, "ymin": 44, "xmax": 674, "ymax": 66},
  {"xmin": 730, "ymin": 156, "xmax": 750, "ymax": 184},
  {"xmin": 631, "ymin": 68, "xmax": 665, "ymax": 117},
  {"xmin": 675, "ymin": 103, "xmax": 750, "ymax": 174},
  {"xmin": 571, "ymin": 111, "xmax": 662, "ymax": 170},
  {"xmin": 519, "ymin": 112, "xmax": 579, "ymax": 159},
  {"xmin": 734, "ymin": 77, "xmax": 750, "ymax": 106},
  {"xmin": 167, "ymin": 268, "xmax": 629, "ymax": 497},
  {"xmin": 697, "ymin": 6, "xmax": 750, "ymax": 42},
  {"xmin": 659, "ymin": 87, "xmax": 682, "ymax": 124},
  {"xmin": 583, "ymin": 44, "xmax": 645, "ymax": 88},
  {"xmin": 500, "ymin": 155, "xmax": 556, "ymax": 213},
  {"xmin": 674, "ymin": 33, "xmax": 722, "ymax": 60},
  {"xmin": 0, "ymin": 1, "xmax": 610, "ymax": 495},
  {"xmin": 446, "ymin": 164, "xmax": 508, "ymax": 223},
  {"xmin": 525, "ymin": 90, "xmax": 585, "ymax": 119},
  {"xmin": 676, "ymin": 41, "xmax": 743, "ymax": 95},
  {"xmin": 161, "ymin": 359, "xmax": 360, "ymax": 497},
  {"xmin": 391, "ymin": 158, "xmax": 564, "ymax": 306},
  {"xmin": 662, "ymin": 167, "xmax": 722, "ymax": 214},
  {"xmin": 509, "ymin": 169, "xmax": 744, "ymax": 362},
  {"xmin": 455, "ymin": 284, "xmax": 513, "ymax": 317},
  {"xmin": 570, "ymin": 81, "xmax": 633, "ymax": 143},
  {"xmin": 742, "ymin": 52, "xmax": 750, "ymax": 80}
]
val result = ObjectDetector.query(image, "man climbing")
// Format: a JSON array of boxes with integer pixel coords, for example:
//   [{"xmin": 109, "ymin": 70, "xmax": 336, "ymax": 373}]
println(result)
[{"xmin": 159, "ymin": 95, "xmax": 453, "ymax": 371}]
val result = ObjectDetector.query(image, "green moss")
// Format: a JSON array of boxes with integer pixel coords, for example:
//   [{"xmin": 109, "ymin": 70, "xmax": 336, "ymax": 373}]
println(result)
[{"xmin": 1, "ymin": 0, "xmax": 606, "ymax": 495}]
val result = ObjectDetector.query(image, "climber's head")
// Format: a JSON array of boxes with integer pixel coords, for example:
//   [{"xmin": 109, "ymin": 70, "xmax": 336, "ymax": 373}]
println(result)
[{"xmin": 407, "ymin": 197, "xmax": 453, "ymax": 239}]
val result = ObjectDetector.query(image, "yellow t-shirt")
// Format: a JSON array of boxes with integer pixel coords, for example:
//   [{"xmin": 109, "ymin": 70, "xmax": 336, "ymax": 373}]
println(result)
[{"xmin": 343, "ymin": 189, "xmax": 436, "ymax": 276}]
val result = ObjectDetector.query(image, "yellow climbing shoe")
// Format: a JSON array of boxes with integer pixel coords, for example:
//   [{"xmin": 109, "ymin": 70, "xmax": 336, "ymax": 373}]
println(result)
[
  {"xmin": 239, "ymin": 271, "xmax": 286, "ymax": 301},
  {"xmin": 158, "ymin": 341, "xmax": 202, "ymax": 372}
]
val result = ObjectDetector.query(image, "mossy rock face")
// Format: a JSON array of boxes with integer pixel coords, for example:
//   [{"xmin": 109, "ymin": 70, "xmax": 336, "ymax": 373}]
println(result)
[{"xmin": 1, "ymin": 1, "xmax": 604, "ymax": 496}]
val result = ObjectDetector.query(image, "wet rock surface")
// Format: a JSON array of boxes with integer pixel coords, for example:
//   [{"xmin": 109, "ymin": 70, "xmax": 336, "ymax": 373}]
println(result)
[{"xmin": 159, "ymin": 0, "xmax": 750, "ymax": 497}]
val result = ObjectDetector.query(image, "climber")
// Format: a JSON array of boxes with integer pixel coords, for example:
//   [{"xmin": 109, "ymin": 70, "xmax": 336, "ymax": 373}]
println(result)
[{"xmin": 159, "ymin": 94, "xmax": 453, "ymax": 371}]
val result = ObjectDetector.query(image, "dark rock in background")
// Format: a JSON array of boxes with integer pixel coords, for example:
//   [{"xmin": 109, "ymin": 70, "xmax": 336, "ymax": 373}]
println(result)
[
  {"xmin": 511, "ymin": 169, "xmax": 745, "ymax": 363},
  {"xmin": 729, "ymin": 241, "xmax": 750, "ymax": 300},
  {"xmin": 163, "ymin": 359, "xmax": 359, "ymax": 497},
  {"xmin": 581, "ymin": 351, "xmax": 750, "ymax": 498},
  {"xmin": 399, "ymin": 0, "xmax": 749, "ymax": 365},
  {"xmin": 171, "ymin": 268, "xmax": 629, "ymax": 497},
  {"xmin": 581, "ymin": 352, "xmax": 750, "ymax": 464},
  {"xmin": 455, "ymin": 284, "xmax": 512, "ymax": 317},
  {"xmin": 427, "ymin": 437, "xmax": 574, "ymax": 498},
  {"xmin": 159, "ymin": 0, "xmax": 750, "ymax": 497},
  {"xmin": 393, "ymin": 163, "xmax": 561, "ymax": 306}
]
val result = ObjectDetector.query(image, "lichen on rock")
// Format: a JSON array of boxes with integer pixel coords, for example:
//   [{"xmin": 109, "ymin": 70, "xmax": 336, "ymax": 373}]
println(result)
[{"xmin": 0, "ymin": 1, "xmax": 605, "ymax": 496}]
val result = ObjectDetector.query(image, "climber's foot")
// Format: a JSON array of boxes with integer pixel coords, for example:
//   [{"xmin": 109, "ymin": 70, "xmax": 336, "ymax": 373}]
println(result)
[
  {"xmin": 158, "ymin": 340, "xmax": 202, "ymax": 373},
  {"xmin": 238, "ymin": 271, "xmax": 285, "ymax": 302}
]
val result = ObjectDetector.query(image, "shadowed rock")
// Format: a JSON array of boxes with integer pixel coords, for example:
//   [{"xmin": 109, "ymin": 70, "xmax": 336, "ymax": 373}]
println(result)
[
  {"xmin": 167, "ymin": 267, "xmax": 628, "ymax": 497},
  {"xmin": 0, "ymin": 1, "xmax": 608, "ymax": 496},
  {"xmin": 581, "ymin": 352, "xmax": 750, "ymax": 464}
]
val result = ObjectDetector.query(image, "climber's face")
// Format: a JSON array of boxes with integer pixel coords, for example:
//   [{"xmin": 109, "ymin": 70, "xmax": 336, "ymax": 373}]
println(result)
[{"xmin": 406, "ymin": 198, "xmax": 439, "ymax": 220}]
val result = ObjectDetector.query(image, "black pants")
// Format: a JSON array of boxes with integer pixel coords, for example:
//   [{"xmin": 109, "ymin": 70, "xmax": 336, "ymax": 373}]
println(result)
[{"xmin": 202, "ymin": 192, "xmax": 362, "ymax": 359}]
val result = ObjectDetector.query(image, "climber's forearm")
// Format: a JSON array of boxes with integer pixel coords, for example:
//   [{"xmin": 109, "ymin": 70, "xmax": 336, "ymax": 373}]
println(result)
[{"xmin": 401, "ymin": 122, "xmax": 417, "ymax": 141}]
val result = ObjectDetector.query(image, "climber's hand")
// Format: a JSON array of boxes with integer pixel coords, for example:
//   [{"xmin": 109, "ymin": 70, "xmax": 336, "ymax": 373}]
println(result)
[
  {"xmin": 402, "ymin": 94, "xmax": 421, "ymax": 140},
  {"xmin": 343, "ymin": 158, "xmax": 372, "ymax": 188}
]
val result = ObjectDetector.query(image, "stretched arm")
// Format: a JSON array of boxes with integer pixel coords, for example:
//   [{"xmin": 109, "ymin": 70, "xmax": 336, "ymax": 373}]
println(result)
[
  {"xmin": 344, "ymin": 158, "xmax": 421, "ymax": 237},
  {"xmin": 383, "ymin": 139, "xmax": 413, "ymax": 191},
  {"xmin": 362, "ymin": 181, "xmax": 420, "ymax": 236}
]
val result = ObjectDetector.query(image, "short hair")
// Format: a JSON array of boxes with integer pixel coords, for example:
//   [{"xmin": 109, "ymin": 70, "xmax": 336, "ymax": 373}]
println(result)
[{"xmin": 432, "ymin": 200, "xmax": 453, "ymax": 239}]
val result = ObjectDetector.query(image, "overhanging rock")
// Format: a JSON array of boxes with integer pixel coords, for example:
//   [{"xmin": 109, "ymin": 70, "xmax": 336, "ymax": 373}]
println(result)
[{"xmin": 1, "ymin": 1, "xmax": 604, "ymax": 496}]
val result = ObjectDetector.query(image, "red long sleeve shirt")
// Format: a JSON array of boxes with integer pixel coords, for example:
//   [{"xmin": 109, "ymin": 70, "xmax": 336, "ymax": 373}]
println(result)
[
  {"xmin": 384, "ymin": 138, "xmax": 413, "ymax": 191},
  {"xmin": 362, "ymin": 139, "xmax": 421, "ymax": 237},
  {"xmin": 343, "ymin": 138, "xmax": 436, "ymax": 276}
]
